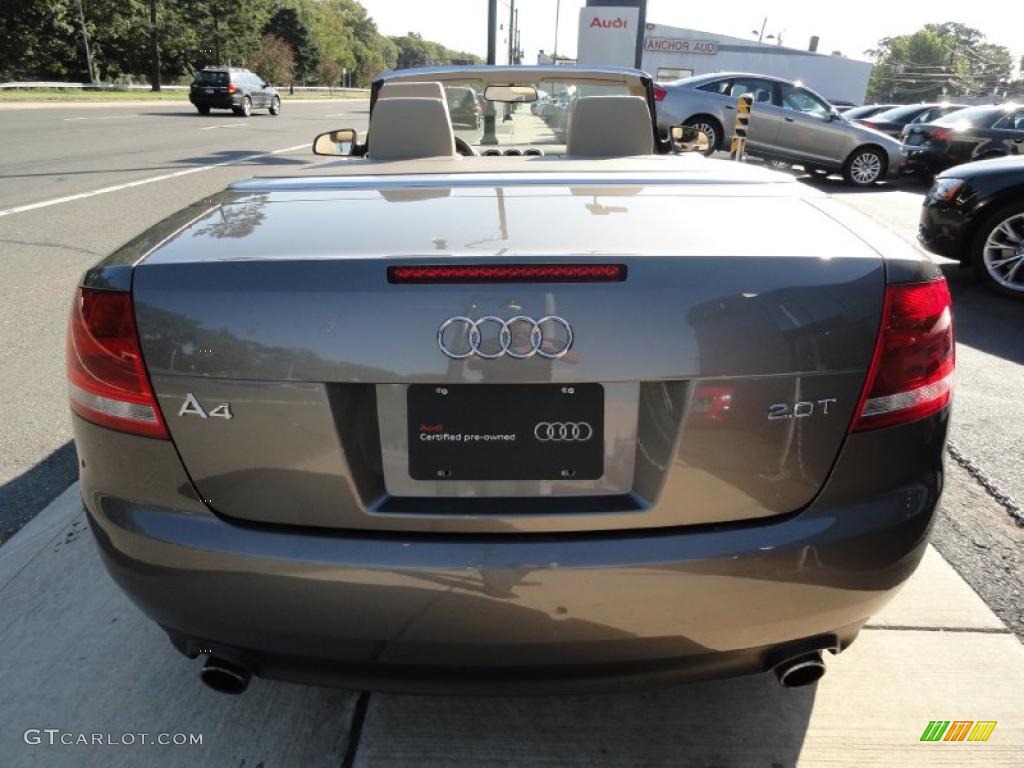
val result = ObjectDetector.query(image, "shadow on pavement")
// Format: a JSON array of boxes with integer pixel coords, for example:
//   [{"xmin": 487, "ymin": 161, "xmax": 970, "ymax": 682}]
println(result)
[
  {"xmin": 0, "ymin": 441, "xmax": 77, "ymax": 544},
  {"xmin": 359, "ymin": 677, "xmax": 816, "ymax": 766},
  {"xmin": 172, "ymin": 149, "xmax": 309, "ymax": 166},
  {"xmin": 941, "ymin": 261, "xmax": 1024, "ymax": 365}
]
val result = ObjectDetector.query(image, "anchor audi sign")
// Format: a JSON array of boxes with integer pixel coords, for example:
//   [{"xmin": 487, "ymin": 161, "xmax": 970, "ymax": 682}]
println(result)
[{"xmin": 645, "ymin": 37, "xmax": 719, "ymax": 55}]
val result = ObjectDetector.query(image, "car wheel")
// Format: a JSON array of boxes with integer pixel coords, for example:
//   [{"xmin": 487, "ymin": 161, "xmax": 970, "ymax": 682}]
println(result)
[
  {"xmin": 766, "ymin": 159, "xmax": 791, "ymax": 170},
  {"xmin": 233, "ymin": 97, "xmax": 252, "ymax": 117},
  {"xmin": 970, "ymin": 203, "xmax": 1024, "ymax": 298},
  {"xmin": 196, "ymin": 106, "xmax": 210, "ymax": 115},
  {"xmin": 268, "ymin": 96, "xmax": 280, "ymax": 116},
  {"xmin": 843, "ymin": 148, "xmax": 885, "ymax": 186},
  {"xmin": 683, "ymin": 117, "xmax": 720, "ymax": 156}
]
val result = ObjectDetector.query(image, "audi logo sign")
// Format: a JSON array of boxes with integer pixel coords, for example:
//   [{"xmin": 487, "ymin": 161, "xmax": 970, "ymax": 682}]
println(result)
[
  {"xmin": 437, "ymin": 315, "xmax": 573, "ymax": 360},
  {"xmin": 534, "ymin": 422, "xmax": 594, "ymax": 442}
]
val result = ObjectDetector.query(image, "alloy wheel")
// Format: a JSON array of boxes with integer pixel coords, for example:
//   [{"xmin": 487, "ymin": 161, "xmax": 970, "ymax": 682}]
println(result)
[
  {"xmin": 850, "ymin": 151, "xmax": 882, "ymax": 184},
  {"xmin": 983, "ymin": 212, "xmax": 1024, "ymax": 293}
]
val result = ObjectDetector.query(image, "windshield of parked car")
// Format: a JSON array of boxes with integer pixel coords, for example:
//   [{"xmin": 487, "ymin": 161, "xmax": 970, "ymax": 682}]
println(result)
[
  {"xmin": 932, "ymin": 105, "xmax": 1005, "ymax": 129},
  {"xmin": 433, "ymin": 77, "xmax": 634, "ymax": 150}
]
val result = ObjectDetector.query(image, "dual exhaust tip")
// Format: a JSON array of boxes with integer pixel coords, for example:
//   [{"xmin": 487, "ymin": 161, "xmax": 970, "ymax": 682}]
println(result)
[
  {"xmin": 773, "ymin": 651, "xmax": 826, "ymax": 688},
  {"xmin": 198, "ymin": 649, "xmax": 826, "ymax": 695},
  {"xmin": 199, "ymin": 656, "xmax": 251, "ymax": 695}
]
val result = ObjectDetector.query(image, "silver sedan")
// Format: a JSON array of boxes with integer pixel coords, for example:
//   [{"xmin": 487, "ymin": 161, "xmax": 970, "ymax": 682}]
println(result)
[{"xmin": 655, "ymin": 72, "xmax": 905, "ymax": 185}]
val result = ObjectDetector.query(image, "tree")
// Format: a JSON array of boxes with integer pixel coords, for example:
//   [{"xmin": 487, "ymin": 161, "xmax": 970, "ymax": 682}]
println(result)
[
  {"xmin": 263, "ymin": 6, "xmax": 319, "ymax": 85},
  {"xmin": 317, "ymin": 57, "xmax": 342, "ymax": 91},
  {"xmin": 249, "ymin": 34, "xmax": 294, "ymax": 88},
  {"xmin": 867, "ymin": 23, "xmax": 1014, "ymax": 102}
]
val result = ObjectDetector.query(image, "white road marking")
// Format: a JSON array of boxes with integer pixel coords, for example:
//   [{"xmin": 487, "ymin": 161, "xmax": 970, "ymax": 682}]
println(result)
[
  {"xmin": 198, "ymin": 123, "xmax": 246, "ymax": 130},
  {"xmin": 323, "ymin": 112, "xmax": 349, "ymax": 117},
  {"xmin": 62, "ymin": 115, "xmax": 140, "ymax": 121},
  {"xmin": 0, "ymin": 143, "xmax": 309, "ymax": 218}
]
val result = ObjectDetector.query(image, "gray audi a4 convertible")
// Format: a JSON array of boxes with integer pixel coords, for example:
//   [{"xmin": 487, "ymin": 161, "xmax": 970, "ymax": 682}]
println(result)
[{"xmin": 69, "ymin": 66, "xmax": 954, "ymax": 694}]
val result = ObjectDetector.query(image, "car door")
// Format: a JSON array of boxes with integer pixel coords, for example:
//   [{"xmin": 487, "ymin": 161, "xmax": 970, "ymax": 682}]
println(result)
[
  {"xmin": 773, "ymin": 84, "xmax": 846, "ymax": 164},
  {"xmin": 725, "ymin": 77, "xmax": 782, "ymax": 150},
  {"xmin": 251, "ymin": 74, "xmax": 269, "ymax": 108}
]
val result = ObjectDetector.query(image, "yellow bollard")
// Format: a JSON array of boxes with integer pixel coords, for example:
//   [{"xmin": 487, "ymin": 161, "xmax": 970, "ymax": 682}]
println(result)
[{"xmin": 730, "ymin": 93, "xmax": 753, "ymax": 161}]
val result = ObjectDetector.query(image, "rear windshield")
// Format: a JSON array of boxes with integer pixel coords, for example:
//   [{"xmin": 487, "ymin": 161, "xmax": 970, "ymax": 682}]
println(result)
[
  {"xmin": 194, "ymin": 71, "xmax": 229, "ymax": 86},
  {"xmin": 869, "ymin": 105, "xmax": 928, "ymax": 122},
  {"xmin": 933, "ymin": 105, "xmax": 1005, "ymax": 129}
]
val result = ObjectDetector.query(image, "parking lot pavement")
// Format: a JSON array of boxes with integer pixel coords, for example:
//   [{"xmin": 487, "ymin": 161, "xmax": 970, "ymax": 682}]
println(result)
[{"xmin": 1, "ymin": 482, "xmax": 1020, "ymax": 767}]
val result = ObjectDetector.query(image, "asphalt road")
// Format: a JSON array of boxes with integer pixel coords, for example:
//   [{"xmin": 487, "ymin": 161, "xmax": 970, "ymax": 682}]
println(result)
[
  {"xmin": 0, "ymin": 99, "xmax": 370, "ymax": 540},
  {"xmin": 0, "ymin": 104, "xmax": 1020, "ymax": 641}
]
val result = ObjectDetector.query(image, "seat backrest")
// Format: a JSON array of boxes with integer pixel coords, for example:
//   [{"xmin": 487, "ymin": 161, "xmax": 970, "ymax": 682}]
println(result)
[
  {"xmin": 377, "ymin": 81, "xmax": 446, "ymax": 101},
  {"xmin": 566, "ymin": 96, "xmax": 655, "ymax": 157},
  {"xmin": 368, "ymin": 97, "xmax": 456, "ymax": 160}
]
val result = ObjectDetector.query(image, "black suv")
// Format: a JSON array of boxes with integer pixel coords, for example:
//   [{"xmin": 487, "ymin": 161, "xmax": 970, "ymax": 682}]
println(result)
[{"xmin": 189, "ymin": 67, "xmax": 280, "ymax": 117}]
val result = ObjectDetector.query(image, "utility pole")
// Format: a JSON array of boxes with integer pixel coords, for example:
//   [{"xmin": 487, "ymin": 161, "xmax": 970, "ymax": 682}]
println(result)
[
  {"xmin": 76, "ymin": 0, "xmax": 95, "ymax": 84},
  {"xmin": 483, "ymin": 0, "xmax": 497, "ymax": 144},
  {"xmin": 756, "ymin": 17, "xmax": 767, "ymax": 43},
  {"xmin": 149, "ymin": 0, "xmax": 161, "ymax": 91},
  {"xmin": 507, "ymin": 0, "xmax": 515, "ymax": 65}
]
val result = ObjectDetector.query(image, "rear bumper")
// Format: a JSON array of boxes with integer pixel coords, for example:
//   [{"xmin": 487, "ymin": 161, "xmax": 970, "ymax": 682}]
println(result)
[
  {"xmin": 904, "ymin": 146, "xmax": 956, "ymax": 173},
  {"xmin": 189, "ymin": 94, "xmax": 241, "ymax": 109},
  {"xmin": 78, "ymin": 410, "xmax": 947, "ymax": 691}
]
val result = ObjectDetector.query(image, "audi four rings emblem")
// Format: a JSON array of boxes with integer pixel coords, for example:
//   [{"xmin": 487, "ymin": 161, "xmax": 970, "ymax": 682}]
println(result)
[
  {"xmin": 437, "ymin": 315, "xmax": 573, "ymax": 359},
  {"xmin": 534, "ymin": 422, "xmax": 593, "ymax": 442}
]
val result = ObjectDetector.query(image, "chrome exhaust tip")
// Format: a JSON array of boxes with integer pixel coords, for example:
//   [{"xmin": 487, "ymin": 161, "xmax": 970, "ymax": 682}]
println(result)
[
  {"xmin": 200, "ymin": 656, "xmax": 251, "ymax": 694},
  {"xmin": 774, "ymin": 651, "xmax": 825, "ymax": 688}
]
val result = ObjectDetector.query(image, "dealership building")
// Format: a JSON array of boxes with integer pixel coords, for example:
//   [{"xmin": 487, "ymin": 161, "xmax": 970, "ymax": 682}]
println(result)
[{"xmin": 576, "ymin": 3, "xmax": 873, "ymax": 105}]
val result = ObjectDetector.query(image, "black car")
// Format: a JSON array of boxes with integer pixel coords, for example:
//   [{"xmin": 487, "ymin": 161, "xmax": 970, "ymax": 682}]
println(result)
[
  {"xmin": 854, "ymin": 102, "xmax": 968, "ymax": 139},
  {"xmin": 189, "ymin": 67, "xmax": 280, "ymax": 117},
  {"xmin": 904, "ymin": 103, "xmax": 1024, "ymax": 174},
  {"xmin": 919, "ymin": 155, "xmax": 1024, "ymax": 297}
]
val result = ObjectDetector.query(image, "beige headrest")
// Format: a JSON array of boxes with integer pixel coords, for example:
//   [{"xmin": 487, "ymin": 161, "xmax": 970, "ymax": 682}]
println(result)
[
  {"xmin": 378, "ymin": 81, "xmax": 446, "ymax": 101},
  {"xmin": 368, "ymin": 97, "xmax": 456, "ymax": 160},
  {"xmin": 567, "ymin": 96, "xmax": 655, "ymax": 157}
]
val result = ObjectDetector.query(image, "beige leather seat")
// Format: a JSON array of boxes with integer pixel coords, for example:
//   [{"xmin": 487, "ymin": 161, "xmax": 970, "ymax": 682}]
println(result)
[
  {"xmin": 377, "ymin": 81, "xmax": 446, "ymax": 101},
  {"xmin": 367, "ymin": 96, "xmax": 456, "ymax": 160},
  {"xmin": 566, "ymin": 95, "xmax": 655, "ymax": 157}
]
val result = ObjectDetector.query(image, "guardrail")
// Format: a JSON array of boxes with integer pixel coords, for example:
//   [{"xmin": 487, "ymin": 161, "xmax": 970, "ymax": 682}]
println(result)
[{"xmin": 0, "ymin": 82, "xmax": 370, "ymax": 95}]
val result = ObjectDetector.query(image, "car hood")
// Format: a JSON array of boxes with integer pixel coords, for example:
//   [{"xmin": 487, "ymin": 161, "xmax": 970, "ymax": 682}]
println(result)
[
  {"xmin": 844, "ymin": 121, "xmax": 904, "ymax": 148},
  {"xmin": 937, "ymin": 155, "xmax": 1024, "ymax": 180}
]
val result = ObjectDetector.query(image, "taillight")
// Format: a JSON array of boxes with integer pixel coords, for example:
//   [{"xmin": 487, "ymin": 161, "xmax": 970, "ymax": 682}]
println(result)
[
  {"xmin": 654, "ymin": 86, "xmax": 667, "ymax": 102},
  {"xmin": 930, "ymin": 126, "xmax": 951, "ymax": 142},
  {"xmin": 860, "ymin": 120, "xmax": 877, "ymax": 129},
  {"xmin": 67, "ymin": 288, "xmax": 168, "ymax": 439},
  {"xmin": 850, "ymin": 278, "xmax": 954, "ymax": 432},
  {"xmin": 226, "ymin": 83, "xmax": 237, "ymax": 94}
]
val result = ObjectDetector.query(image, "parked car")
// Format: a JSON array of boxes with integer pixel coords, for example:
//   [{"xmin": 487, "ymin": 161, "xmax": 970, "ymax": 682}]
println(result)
[
  {"xmin": 840, "ymin": 103, "xmax": 899, "ymax": 121},
  {"xmin": 654, "ymin": 72, "xmax": 905, "ymax": 185},
  {"xmin": 71, "ymin": 64, "xmax": 952, "ymax": 695},
  {"xmin": 854, "ymin": 103, "xmax": 968, "ymax": 139},
  {"xmin": 919, "ymin": 156, "xmax": 1024, "ymax": 297},
  {"xmin": 444, "ymin": 85, "xmax": 482, "ymax": 130},
  {"xmin": 189, "ymin": 66, "xmax": 280, "ymax": 117},
  {"xmin": 904, "ymin": 103, "xmax": 1024, "ymax": 175}
]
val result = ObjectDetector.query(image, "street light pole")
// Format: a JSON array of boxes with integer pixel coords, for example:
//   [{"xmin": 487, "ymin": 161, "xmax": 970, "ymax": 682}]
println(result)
[{"xmin": 553, "ymin": 0, "xmax": 561, "ymax": 59}]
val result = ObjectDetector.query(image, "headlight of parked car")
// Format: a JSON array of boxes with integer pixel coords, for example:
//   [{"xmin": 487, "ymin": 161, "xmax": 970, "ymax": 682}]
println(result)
[{"xmin": 927, "ymin": 177, "xmax": 964, "ymax": 204}]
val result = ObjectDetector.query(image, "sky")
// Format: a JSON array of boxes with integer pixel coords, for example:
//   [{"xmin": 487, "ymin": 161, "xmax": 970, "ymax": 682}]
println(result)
[{"xmin": 359, "ymin": 0, "xmax": 1022, "ymax": 71}]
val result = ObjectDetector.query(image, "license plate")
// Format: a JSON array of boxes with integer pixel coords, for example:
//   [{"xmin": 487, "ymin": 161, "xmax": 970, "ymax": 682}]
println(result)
[
  {"xmin": 407, "ymin": 384, "xmax": 604, "ymax": 481},
  {"xmin": 203, "ymin": 88, "xmax": 214, "ymax": 94}
]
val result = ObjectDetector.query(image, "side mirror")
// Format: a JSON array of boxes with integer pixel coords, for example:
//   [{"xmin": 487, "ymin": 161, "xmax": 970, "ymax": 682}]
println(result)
[
  {"xmin": 827, "ymin": 109, "xmax": 841, "ymax": 121},
  {"xmin": 313, "ymin": 128, "xmax": 357, "ymax": 156},
  {"xmin": 669, "ymin": 124, "xmax": 709, "ymax": 153}
]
